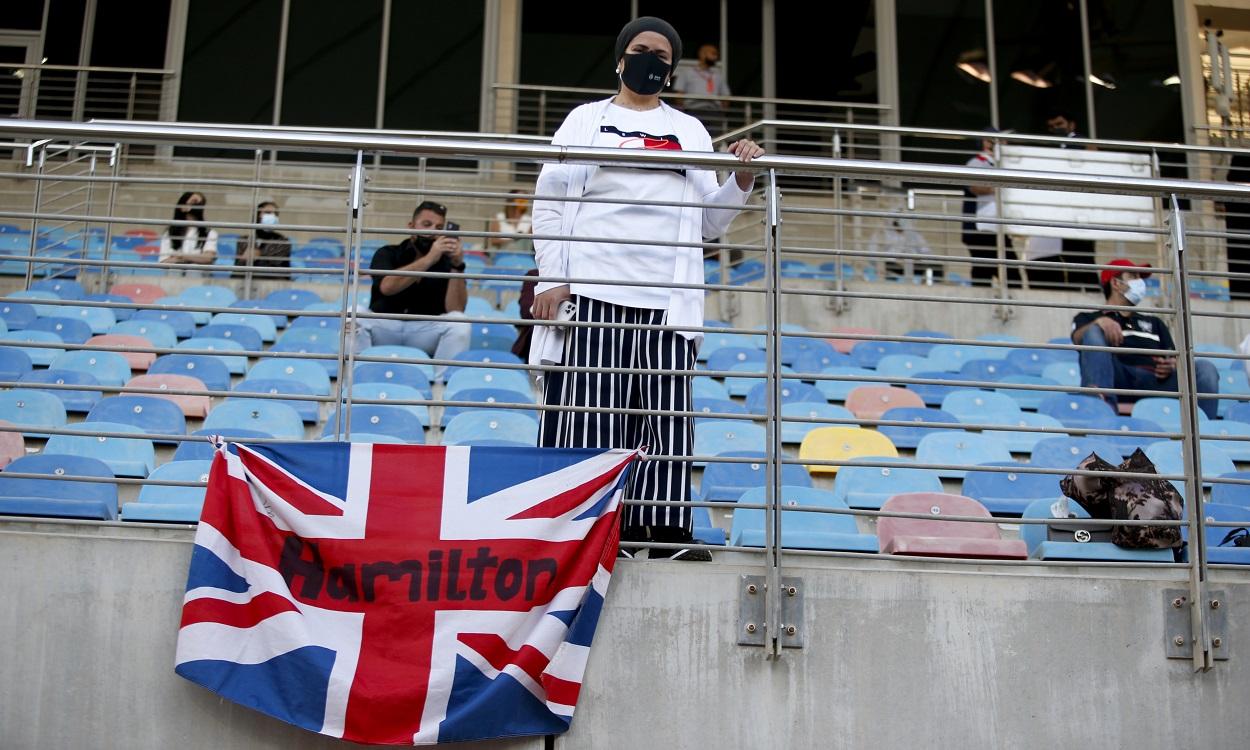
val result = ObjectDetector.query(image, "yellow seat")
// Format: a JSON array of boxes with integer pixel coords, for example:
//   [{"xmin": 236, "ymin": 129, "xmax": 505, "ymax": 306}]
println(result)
[{"xmin": 799, "ymin": 426, "xmax": 898, "ymax": 475}]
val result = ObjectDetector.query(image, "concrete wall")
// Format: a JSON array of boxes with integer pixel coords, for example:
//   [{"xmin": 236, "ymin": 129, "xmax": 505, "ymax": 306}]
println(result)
[{"xmin": 2, "ymin": 518, "xmax": 1247, "ymax": 749}]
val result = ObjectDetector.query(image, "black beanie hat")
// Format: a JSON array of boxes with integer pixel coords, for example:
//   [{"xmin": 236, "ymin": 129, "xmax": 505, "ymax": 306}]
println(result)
[{"xmin": 614, "ymin": 16, "xmax": 682, "ymax": 64}]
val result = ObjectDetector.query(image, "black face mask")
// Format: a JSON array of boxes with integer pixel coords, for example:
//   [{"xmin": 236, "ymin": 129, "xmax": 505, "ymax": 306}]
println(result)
[
  {"xmin": 414, "ymin": 235, "xmax": 435, "ymax": 253},
  {"xmin": 620, "ymin": 51, "xmax": 671, "ymax": 96},
  {"xmin": 1049, "ymin": 125, "xmax": 1071, "ymax": 136}
]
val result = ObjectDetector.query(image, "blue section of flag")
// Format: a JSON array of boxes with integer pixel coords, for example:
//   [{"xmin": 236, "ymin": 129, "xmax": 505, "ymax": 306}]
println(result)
[
  {"xmin": 175, "ymin": 646, "xmax": 336, "ymax": 733},
  {"xmin": 240, "ymin": 441, "xmax": 351, "ymax": 502},
  {"xmin": 438, "ymin": 655, "xmax": 571, "ymax": 742},
  {"xmin": 565, "ymin": 588, "xmax": 605, "ymax": 648},
  {"xmin": 185, "ymin": 544, "xmax": 249, "ymax": 593},
  {"xmin": 465, "ymin": 446, "xmax": 611, "ymax": 504},
  {"xmin": 547, "ymin": 609, "xmax": 576, "ymax": 627}
]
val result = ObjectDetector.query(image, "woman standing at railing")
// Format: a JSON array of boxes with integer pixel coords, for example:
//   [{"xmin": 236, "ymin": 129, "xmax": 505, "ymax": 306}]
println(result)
[
  {"xmin": 159, "ymin": 191, "xmax": 217, "ymax": 265},
  {"xmin": 530, "ymin": 16, "xmax": 764, "ymax": 561}
]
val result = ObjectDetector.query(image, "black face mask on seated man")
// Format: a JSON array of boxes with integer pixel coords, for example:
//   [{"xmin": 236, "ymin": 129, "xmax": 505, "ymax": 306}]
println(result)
[{"xmin": 620, "ymin": 51, "xmax": 671, "ymax": 96}]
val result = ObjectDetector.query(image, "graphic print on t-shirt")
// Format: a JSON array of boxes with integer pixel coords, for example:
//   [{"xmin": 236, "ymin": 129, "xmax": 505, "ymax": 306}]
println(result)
[{"xmin": 598, "ymin": 125, "xmax": 683, "ymax": 151}]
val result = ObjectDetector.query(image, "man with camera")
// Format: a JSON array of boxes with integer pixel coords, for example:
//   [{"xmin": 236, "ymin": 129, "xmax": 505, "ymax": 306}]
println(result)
[{"xmin": 353, "ymin": 200, "xmax": 471, "ymax": 377}]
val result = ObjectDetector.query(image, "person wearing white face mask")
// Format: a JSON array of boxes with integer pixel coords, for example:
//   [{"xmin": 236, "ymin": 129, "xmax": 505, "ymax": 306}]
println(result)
[
  {"xmin": 234, "ymin": 200, "xmax": 291, "ymax": 274},
  {"xmin": 1071, "ymin": 258, "xmax": 1220, "ymax": 418}
]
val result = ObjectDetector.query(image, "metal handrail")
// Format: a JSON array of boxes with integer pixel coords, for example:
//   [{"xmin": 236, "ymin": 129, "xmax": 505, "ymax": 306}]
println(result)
[{"xmin": 489, "ymin": 82, "xmax": 890, "ymax": 111}]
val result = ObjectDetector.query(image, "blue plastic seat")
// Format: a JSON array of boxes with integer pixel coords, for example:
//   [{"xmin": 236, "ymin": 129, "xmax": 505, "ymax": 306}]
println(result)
[
  {"xmin": 132, "ymin": 309, "xmax": 196, "ymax": 339},
  {"xmin": 902, "ymin": 329, "xmax": 954, "ymax": 354},
  {"xmin": 63, "ymin": 305, "xmax": 117, "ymax": 334},
  {"xmin": 287, "ymin": 315, "xmax": 342, "ymax": 334},
  {"xmin": 195, "ymin": 323, "xmax": 263, "ymax": 353},
  {"xmin": 229, "ymin": 299, "xmax": 287, "ymax": 329},
  {"xmin": 927, "ymin": 344, "xmax": 1006, "ymax": 373},
  {"xmin": 81, "ymin": 294, "xmax": 134, "ymax": 321},
  {"xmin": 179, "ymin": 284, "xmax": 237, "ymax": 307},
  {"xmin": 359, "ymin": 344, "xmax": 433, "ymax": 371},
  {"xmin": 0, "ymin": 346, "xmax": 32, "ymax": 381},
  {"xmin": 123, "ymin": 459, "xmax": 213, "ymax": 523},
  {"xmin": 1204, "ymin": 503, "xmax": 1250, "ymax": 564},
  {"xmin": 1039, "ymin": 393, "xmax": 1118, "ymax": 428},
  {"xmin": 24, "ymin": 316, "xmax": 92, "ymax": 345},
  {"xmin": 878, "ymin": 407, "xmax": 956, "ymax": 450},
  {"xmin": 1101, "ymin": 416, "xmax": 1168, "ymax": 457},
  {"xmin": 1224, "ymin": 402, "xmax": 1250, "ymax": 424},
  {"xmin": 1019, "ymin": 497, "xmax": 1174, "ymax": 562},
  {"xmin": 148, "ymin": 355, "xmax": 231, "ymax": 392},
  {"xmin": 707, "ymin": 346, "xmax": 766, "ymax": 373},
  {"xmin": 232, "ymin": 379, "xmax": 321, "ymax": 423},
  {"xmin": 873, "ymin": 353, "xmax": 939, "ymax": 380},
  {"xmin": 444, "ymin": 366, "xmax": 532, "ymax": 400},
  {"xmin": 744, "ymin": 381, "xmax": 825, "ymax": 415},
  {"xmin": 1041, "ymin": 361, "xmax": 1081, "ymax": 387},
  {"xmin": 110, "ymin": 319, "xmax": 177, "ymax": 349},
  {"xmin": 959, "ymin": 358, "xmax": 1023, "ymax": 383},
  {"xmin": 981, "ymin": 412, "xmax": 1067, "ymax": 454},
  {"xmin": 831, "ymin": 461, "xmax": 944, "ymax": 510},
  {"xmin": 30, "ymin": 278, "xmax": 85, "ymax": 300},
  {"xmin": 1030, "ymin": 436, "xmax": 1124, "ymax": 469},
  {"xmin": 0, "ymin": 388, "xmax": 68, "ymax": 434},
  {"xmin": 323, "ymin": 405, "xmax": 424, "ymax": 443},
  {"xmin": 441, "ymin": 410, "xmax": 539, "ymax": 446},
  {"xmin": 348, "ymin": 382, "xmax": 431, "ymax": 427},
  {"xmin": 915, "ymin": 430, "xmax": 1015, "ymax": 478},
  {"xmin": 204, "ymin": 399, "xmax": 305, "ymax": 440},
  {"xmin": 692, "ymin": 376, "xmax": 730, "ymax": 401},
  {"xmin": 248, "ymin": 357, "xmax": 331, "ymax": 396},
  {"xmin": 732, "ymin": 486, "xmax": 878, "ymax": 552},
  {"xmin": 780, "ymin": 338, "xmax": 839, "ymax": 369},
  {"xmin": 995, "ymin": 375, "xmax": 1061, "ymax": 412},
  {"xmin": 779, "ymin": 402, "xmax": 852, "ymax": 444},
  {"xmin": 208, "ymin": 311, "xmax": 278, "ymax": 342},
  {"xmin": 694, "ymin": 420, "xmax": 768, "ymax": 463},
  {"xmin": 1, "ymin": 330, "xmax": 64, "ymax": 366},
  {"xmin": 172, "ymin": 428, "xmax": 273, "ymax": 461},
  {"xmin": 850, "ymin": 340, "xmax": 916, "ymax": 369},
  {"xmin": 176, "ymin": 337, "xmax": 248, "ymax": 374},
  {"xmin": 694, "ymin": 397, "xmax": 749, "ymax": 421},
  {"xmin": 697, "ymin": 451, "xmax": 812, "ymax": 502},
  {"xmin": 698, "ymin": 331, "xmax": 764, "ymax": 362},
  {"xmin": 0, "ymin": 302, "xmax": 37, "ymax": 329},
  {"xmin": 906, "ymin": 371, "xmax": 966, "ymax": 407},
  {"xmin": 264, "ymin": 288, "xmax": 322, "ymax": 309},
  {"xmin": 1145, "ymin": 440, "xmax": 1235, "ymax": 488},
  {"xmin": 0, "ymin": 454, "xmax": 117, "ymax": 520},
  {"xmin": 353, "ymin": 362, "xmax": 433, "ymax": 398},
  {"xmin": 10, "ymin": 289, "xmax": 60, "ymax": 316},
  {"xmin": 725, "ymin": 362, "xmax": 796, "ymax": 398},
  {"xmin": 792, "ymin": 347, "xmax": 850, "ymax": 376},
  {"xmin": 961, "ymin": 462, "xmax": 1065, "ymax": 516},
  {"xmin": 1131, "ymin": 397, "xmax": 1211, "ymax": 431},
  {"xmin": 814, "ymin": 366, "xmax": 885, "ymax": 403},
  {"xmin": 44, "ymin": 421, "xmax": 155, "ymax": 477},
  {"xmin": 940, "ymin": 389, "xmax": 1022, "ymax": 423},
  {"xmin": 86, "ymin": 395, "xmax": 186, "ymax": 443},
  {"xmin": 470, "ymin": 322, "xmax": 518, "ymax": 351},
  {"xmin": 691, "ymin": 505, "xmax": 726, "ymax": 546},
  {"xmin": 441, "ymin": 387, "xmax": 536, "ymax": 426},
  {"xmin": 1212, "ymin": 472, "xmax": 1250, "ymax": 508},
  {"xmin": 1200, "ymin": 420, "xmax": 1250, "ymax": 461},
  {"xmin": 442, "ymin": 349, "xmax": 522, "ymax": 380},
  {"xmin": 323, "ymin": 432, "xmax": 411, "ymax": 444},
  {"xmin": 1005, "ymin": 347, "xmax": 1074, "ymax": 376}
]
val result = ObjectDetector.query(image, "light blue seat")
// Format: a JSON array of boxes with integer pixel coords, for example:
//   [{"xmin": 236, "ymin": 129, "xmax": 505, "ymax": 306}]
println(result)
[
  {"xmin": 232, "ymin": 379, "xmax": 321, "ymax": 423},
  {"xmin": 981, "ymin": 412, "xmax": 1067, "ymax": 454},
  {"xmin": 699, "ymin": 331, "xmax": 764, "ymax": 362},
  {"xmin": 927, "ymin": 344, "xmax": 1007, "ymax": 373},
  {"xmin": 724, "ymin": 362, "xmax": 796, "ymax": 399},
  {"xmin": 692, "ymin": 376, "xmax": 730, "ymax": 401},
  {"xmin": 874, "ymin": 353, "xmax": 938, "ymax": 380},
  {"xmin": 780, "ymin": 338, "xmax": 838, "ymax": 369},
  {"xmin": 248, "ymin": 358, "xmax": 331, "ymax": 396},
  {"xmin": 443, "ymin": 349, "xmax": 523, "ymax": 380},
  {"xmin": 0, "ymin": 346, "xmax": 32, "ymax": 381},
  {"xmin": 155, "ymin": 295, "xmax": 211, "ymax": 325},
  {"xmin": 10, "ymin": 289, "xmax": 59, "ymax": 316},
  {"xmin": 179, "ymin": 285, "xmax": 237, "ymax": 307},
  {"xmin": 814, "ymin": 366, "xmax": 884, "ymax": 403},
  {"xmin": 44, "ymin": 421, "xmax": 155, "ymax": 477},
  {"xmin": 204, "ymin": 399, "xmax": 305, "ymax": 440},
  {"xmin": 465, "ymin": 296, "xmax": 495, "ymax": 316},
  {"xmin": 697, "ymin": 451, "xmax": 812, "ymax": 503},
  {"xmin": 323, "ymin": 405, "xmax": 424, "ymax": 443},
  {"xmin": 915, "ymin": 430, "xmax": 1014, "ymax": 478},
  {"xmin": 1195, "ymin": 343, "xmax": 1237, "ymax": 369},
  {"xmin": 744, "ymin": 380, "xmax": 825, "ymax": 415},
  {"xmin": 195, "ymin": 323, "xmax": 263, "ymax": 353},
  {"xmin": 1145, "ymin": 440, "xmax": 1235, "ymax": 489},
  {"xmin": 348, "ymin": 382, "xmax": 431, "ymax": 427},
  {"xmin": 123, "ymin": 460, "xmax": 213, "ymax": 522},
  {"xmin": 1100, "ymin": 416, "xmax": 1168, "ymax": 457},
  {"xmin": 0, "ymin": 388, "xmax": 68, "ymax": 434},
  {"xmin": 878, "ymin": 407, "xmax": 956, "ymax": 450},
  {"xmin": 1201, "ymin": 420, "xmax": 1250, "ymax": 462},
  {"xmin": 908, "ymin": 371, "xmax": 966, "ymax": 407},
  {"xmin": 1005, "ymin": 347, "xmax": 1075, "ymax": 376},
  {"xmin": 172, "ymin": 428, "xmax": 273, "ymax": 461},
  {"xmin": 793, "ymin": 347, "xmax": 851, "ymax": 377},
  {"xmin": 470, "ymin": 322, "xmax": 518, "ymax": 351},
  {"xmin": 1041, "ymin": 361, "xmax": 1081, "ymax": 387},
  {"xmin": 132, "ymin": 309, "xmax": 196, "ymax": 339},
  {"xmin": 1020, "ymin": 497, "xmax": 1174, "ymax": 562},
  {"xmin": 48, "ymin": 350, "xmax": 131, "ymax": 388},
  {"xmin": 0, "ymin": 302, "xmax": 37, "ymax": 330},
  {"xmin": 1039, "ymin": 393, "xmax": 1118, "ymax": 429},
  {"xmin": 781, "ymin": 402, "xmax": 853, "ymax": 444},
  {"xmin": 830, "ymin": 461, "xmax": 944, "ymax": 510},
  {"xmin": 694, "ymin": 398, "xmax": 749, "ymax": 421},
  {"xmin": 444, "ymin": 367, "xmax": 532, "ymax": 400},
  {"xmin": 1032, "ymin": 435, "xmax": 1124, "ymax": 469},
  {"xmin": 1, "ymin": 330, "xmax": 64, "ymax": 366},
  {"xmin": 442, "ymin": 410, "xmax": 539, "ymax": 446},
  {"xmin": 288, "ymin": 315, "xmax": 341, "ymax": 332},
  {"xmin": 229, "ymin": 299, "xmax": 288, "ymax": 329},
  {"xmin": 353, "ymin": 362, "xmax": 433, "ymax": 398},
  {"xmin": 1204, "ymin": 503, "xmax": 1250, "ymax": 565},
  {"xmin": 209, "ymin": 311, "xmax": 278, "ymax": 342},
  {"xmin": 959, "ymin": 358, "xmax": 1023, "ymax": 383},
  {"xmin": 176, "ymin": 337, "xmax": 248, "ymax": 374},
  {"xmin": 269, "ymin": 336, "xmax": 341, "ymax": 377},
  {"xmin": 30, "ymin": 278, "xmax": 85, "ymax": 300},
  {"xmin": 359, "ymin": 345, "xmax": 434, "ymax": 378},
  {"xmin": 110, "ymin": 319, "xmax": 177, "ymax": 349},
  {"xmin": 441, "ymin": 387, "xmax": 536, "ymax": 426},
  {"xmin": 732, "ymin": 486, "xmax": 877, "ymax": 552},
  {"xmin": 962, "ymin": 462, "xmax": 1065, "ymax": 516},
  {"xmin": 902, "ymin": 329, "xmax": 954, "ymax": 354},
  {"xmin": 322, "ymin": 432, "xmax": 409, "ymax": 444},
  {"xmin": 86, "ymin": 395, "xmax": 186, "ymax": 443},
  {"xmin": 694, "ymin": 420, "xmax": 767, "ymax": 464},
  {"xmin": 691, "ymin": 505, "xmax": 726, "ymax": 546},
  {"xmin": 1131, "ymin": 397, "xmax": 1211, "ymax": 432},
  {"xmin": 0, "ymin": 454, "xmax": 116, "ymax": 520},
  {"xmin": 264, "ymin": 288, "xmax": 322, "ymax": 309},
  {"xmin": 996, "ymin": 375, "xmax": 1061, "ymax": 412},
  {"xmin": 148, "ymin": 355, "xmax": 231, "ymax": 392},
  {"xmin": 1213, "ymin": 472, "xmax": 1250, "ymax": 508},
  {"xmin": 850, "ymin": 340, "xmax": 915, "ymax": 369},
  {"xmin": 707, "ymin": 346, "xmax": 766, "ymax": 373},
  {"xmin": 81, "ymin": 294, "xmax": 134, "ymax": 321},
  {"xmin": 940, "ymin": 389, "xmax": 1022, "ymax": 423},
  {"xmin": 24, "ymin": 316, "xmax": 92, "ymax": 345}
]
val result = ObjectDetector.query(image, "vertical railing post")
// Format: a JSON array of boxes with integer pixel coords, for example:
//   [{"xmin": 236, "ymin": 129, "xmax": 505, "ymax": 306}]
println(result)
[
  {"xmin": 24, "ymin": 147, "xmax": 46, "ymax": 290},
  {"xmin": 763, "ymin": 168, "xmax": 784, "ymax": 659},
  {"xmin": 831, "ymin": 130, "xmax": 847, "ymax": 315},
  {"xmin": 1168, "ymin": 195, "xmax": 1214, "ymax": 672},
  {"xmin": 993, "ymin": 136, "xmax": 1013, "ymax": 321},
  {"xmin": 98, "ymin": 145, "xmax": 119, "ymax": 294},
  {"xmin": 126, "ymin": 73, "xmax": 137, "ymax": 121},
  {"xmin": 333, "ymin": 150, "xmax": 367, "ymax": 440},
  {"xmin": 242, "ymin": 149, "xmax": 263, "ymax": 302}
]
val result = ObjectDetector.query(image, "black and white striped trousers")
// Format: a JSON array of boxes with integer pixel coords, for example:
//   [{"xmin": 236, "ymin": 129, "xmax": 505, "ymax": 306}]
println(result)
[{"xmin": 539, "ymin": 295, "xmax": 694, "ymax": 535}]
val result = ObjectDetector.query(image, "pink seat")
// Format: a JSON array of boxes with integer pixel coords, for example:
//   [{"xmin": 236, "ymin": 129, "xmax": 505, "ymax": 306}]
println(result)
[
  {"xmin": 87, "ymin": 334, "xmax": 156, "ymax": 371},
  {"xmin": 109, "ymin": 282, "xmax": 167, "ymax": 305},
  {"xmin": 0, "ymin": 419, "xmax": 25, "ymax": 468},
  {"xmin": 125, "ymin": 374, "xmax": 211, "ymax": 418},
  {"xmin": 827, "ymin": 327, "xmax": 879, "ymax": 355},
  {"xmin": 877, "ymin": 492, "xmax": 1028, "ymax": 559},
  {"xmin": 845, "ymin": 386, "xmax": 925, "ymax": 420}
]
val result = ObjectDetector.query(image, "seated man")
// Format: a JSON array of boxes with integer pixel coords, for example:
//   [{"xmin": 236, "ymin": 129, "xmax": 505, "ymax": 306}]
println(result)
[
  {"xmin": 352, "ymin": 200, "xmax": 471, "ymax": 376},
  {"xmin": 1071, "ymin": 258, "xmax": 1219, "ymax": 419}
]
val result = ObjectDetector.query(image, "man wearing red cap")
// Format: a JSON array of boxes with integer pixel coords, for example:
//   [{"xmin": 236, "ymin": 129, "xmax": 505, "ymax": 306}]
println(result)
[{"xmin": 1071, "ymin": 259, "xmax": 1219, "ymax": 418}]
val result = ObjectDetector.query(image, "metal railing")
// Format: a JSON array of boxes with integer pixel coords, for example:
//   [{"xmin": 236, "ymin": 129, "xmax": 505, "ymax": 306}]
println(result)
[
  {"xmin": 0, "ymin": 64, "xmax": 174, "ymax": 123},
  {"xmin": 0, "ymin": 119, "xmax": 1245, "ymax": 669}
]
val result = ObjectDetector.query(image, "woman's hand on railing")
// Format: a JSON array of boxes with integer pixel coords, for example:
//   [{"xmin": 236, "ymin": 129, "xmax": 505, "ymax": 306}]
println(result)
[{"xmin": 727, "ymin": 139, "xmax": 765, "ymax": 191}]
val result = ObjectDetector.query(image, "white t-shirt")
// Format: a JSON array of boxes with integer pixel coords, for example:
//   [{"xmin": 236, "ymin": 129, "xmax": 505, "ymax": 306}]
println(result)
[
  {"xmin": 965, "ymin": 152, "xmax": 997, "ymax": 231},
  {"xmin": 569, "ymin": 104, "xmax": 686, "ymax": 309}
]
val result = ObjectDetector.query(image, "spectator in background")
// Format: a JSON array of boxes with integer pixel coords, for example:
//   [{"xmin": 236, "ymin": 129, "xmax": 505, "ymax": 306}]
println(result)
[
  {"xmin": 488, "ymin": 190, "xmax": 533, "ymax": 251},
  {"xmin": 159, "ymin": 191, "xmax": 217, "ymax": 265},
  {"xmin": 670, "ymin": 43, "xmax": 731, "ymax": 135},
  {"xmin": 1222, "ymin": 152, "xmax": 1250, "ymax": 299},
  {"xmin": 1071, "ymin": 258, "xmax": 1219, "ymax": 418},
  {"xmin": 961, "ymin": 129, "xmax": 1020, "ymax": 287},
  {"xmin": 351, "ymin": 200, "xmax": 470, "ymax": 378},
  {"xmin": 234, "ymin": 200, "xmax": 291, "ymax": 274},
  {"xmin": 1044, "ymin": 110, "xmax": 1100, "ymax": 290},
  {"xmin": 866, "ymin": 217, "xmax": 941, "ymax": 282}
]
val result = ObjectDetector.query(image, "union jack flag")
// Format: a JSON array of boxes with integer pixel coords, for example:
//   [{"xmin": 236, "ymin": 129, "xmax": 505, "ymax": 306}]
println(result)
[{"xmin": 175, "ymin": 441, "xmax": 638, "ymax": 745}]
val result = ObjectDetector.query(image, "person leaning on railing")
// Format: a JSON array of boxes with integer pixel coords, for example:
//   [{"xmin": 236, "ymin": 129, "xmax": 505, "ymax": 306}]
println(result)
[
  {"xmin": 233, "ymin": 200, "xmax": 291, "ymax": 274},
  {"xmin": 159, "ymin": 190, "xmax": 217, "ymax": 265},
  {"xmin": 529, "ymin": 16, "xmax": 764, "ymax": 561}
]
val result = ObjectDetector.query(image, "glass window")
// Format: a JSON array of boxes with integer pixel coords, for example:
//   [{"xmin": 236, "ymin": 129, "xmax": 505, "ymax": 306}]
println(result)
[
  {"xmin": 897, "ymin": 0, "xmax": 990, "ymax": 130},
  {"xmin": 383, "ymin": 3, "xmax": 484, "ymax": 132},
  {"xmin": 1087, "ymin": 0, "xmax": 1182, "ymax": 142},
  {"xmin": 775, "ymin": 0, "xmax": 876, "ymax": 103},
  {"xmin": 520, "ymin": 2, "xmax": 631, "ymax": 88},
  {"xmin": 280, "ymin": 0, "xmax": 382, "ymax": 128},
  {"xmin": 991, "ymin": 0, "xmax": 1085, "ymax": 136},
  {"xmin": 179, "ymin": 0, "xmax": 282, "ymax": 125}
]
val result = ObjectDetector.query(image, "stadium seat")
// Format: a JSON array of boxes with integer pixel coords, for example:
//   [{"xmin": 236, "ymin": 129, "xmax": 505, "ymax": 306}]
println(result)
[
  {"xmin": 814, "ymin": 366, "xmax": 885, "ymax": 403},
  {"xmin": 44, "ymin": 421, "xmax": 155, "ymax": 477},
  {"xmin": 109, "ymin": 282, "xmax": 167, "ymax": 305},
  {"xmin": 707, "ymin": 346, "xmax": 766, "ymax": 373},
  {"xmin": 232, "ymin": 379, "xmax": 321, "ymax": 423},
  {"xmin": 179, "ymin": 284, "xmax": 237, "ymax": 307},
  {"xmin": 123, "ymin": 459, "xmax": 212, "ymax": 523},
  {"xmin": 248, "ymin": 358, "xmax": 332, "ymax": 396},
  {"xmin": 1041, "ymin": 361, "xmax": 1081, "ymax": 387},
  {"xmin": 285, "ymin": 318, "xmax": 341, "ymax": 338},
  {"xmin": 229, "ymin": 299, "xmax": 287, "ymax": 329},
  {"xmin": 441, "ymin": 410, "xmax": 539, "ymax": 446},
  {"xmin": 744, "ymin": 381, "xmax": 826, "ymax": 415},
  {"xmin": 914, "ymin": 431, "xmax": 1014, "ymax": 478},
  {"xmin": 0, "ymin": 389, "xmax": 67, "ymax": 434},
  {"xmin": 725, "ymin": 363, "xmax": 796, "ymax": 399},
  {"xmin": 195, "ymin": 323, "xmax": 264, "ymax": 353},
  {"xmin": 132, "ymin": 309, "xmax": 196, "ymax": 339},
  {"xmin": 0, "ymin": 346, "xmax": 32, "ymax": 381},
  {"xmin": 441, "ymin": 387, "xmax": 536, "ymax": 426},
  {"xmin": 353, "ymin": 362, "xmax": 437, "ymax": 399},
  {"xmin": 781, "ymin": 338, "xmax": 839, "ymax": 369},
  {"xmin": 877, "ymin": 493, "xmax": 1027, "ymax": 558},
  {"xmin": 831, "ymin": 461, "xmax": 944, "ymax": 510},
  {"xmin": 0, "ymin": 454, "xmax": 117, "ymax": 520},
  {"xmin": 873, "ymin": 353, "xmax": 938, "ymax": 380},
  {"xmin": 176, "ymin": 337, "xmax": 248, "ymax": 375},
  {"xmin": 30, "ymin": 278, "xmax": 85, "ymax": 300},
  {"xmin": 470, "ymin": 322, "xmax": 518, "ymax": 351},
  {"xmin": 444, "ymin": 367, "xmax": 532, "ymax": 400},
  {"xmin": 65, "ymin": 305, "xmax": 117, "ymax": 334},
  {"xmin": 850, "ymin": 340, "xmax": 915, "ymax": 369},
  {"xmin": 323, "ymin": 405, "xmax": 424, "ymax": 443},
  {"xmin": 148, "ymin": 354, "xmax": 231, "ymax": 392},
  {"xmin": 961, "ymin": 462, "xmax": 1066, "ymax": 516},
  {"xmin": 348, "ymin": 383, "xmax": 431, "ymax": 427},
  {"xmin": 902, "ymin": 329, "xmax": 954, "ymax": 354},
  {"xmin": 1200, "ymin": 420, "xmax": 1250, "ymax": 461},
  {"xmin": 18, "ymin": 369, "xmax": 102, "ymax": 413},
  {"xmin": 1019, "ymin": 497, "xmax": 1174, "ymax": 562},
  {"xmin": 699, "ymin": 331, "xmax": 764, "ymax": 362},
  {"xmin": 0, "ymin": 420, "xmax": 23, "ymax": 468},
  {"xmin": 1100, "ymin": 416, "xmax": 1167, "ymax": 457},
  {"xmin": 780, "ymin": 402, "xmax": 853, "ymax": 444},
  {"xmin": 878, "ymin": 407, "xmax": 956, "ymax": 450},
  {"xmin": 1212, "ymin": 472, "xmax": 1250, "ymax": 508},
  {"xmin": 1, "ymin": 330, "xmax": 64, "ymax": 366},
  {"xmin": 1145, "ymin": 440, "xmax": 1235, "ymax": 488},
  {"xmin": 173, "ymin": 428, "xmax": 273, "ymax": 461},
  {"xmin": 799, "ymin": 427, "xmax": 898, "ymax": 475},
  {"xmin": 85, "ymin": 334, "xmax": 156, "ymax": 371},
  {"xmin": 1005, "ymin": 347, "xmax": 1074, "ymax": 376},
  {"xmin": 792, "ymin": 347, "xmax": 851, "ymax": 377},
  {"xmin": 844, "ymin": 386, "xmax": 925, "ymax": 420},
  {"xmin": 1039, "ymin": 393, "xmax": 1118, "ymax": 428},
  {"xmin": 981, "ymin": 412, "xmax": 1067, "ymax": 454},
  {"xmin": 86, "ymin": 395, "xmax": 187, "ymax": 443},
  {"xmin": 442, "ymin": 349, "xmax": 522, "ymax": 380},
  {"xmin": 691, "ymin": 505, "xmax": 726, "ymax": 546},
  {"xmin": 208, "ymin": 311, "xmax": 278, "ymax": 342},
  {"xmin": 25, "ymin": 316, "xmax": 91, "ymax": 345},
  {"xmin": 110, "ymin": 319, "xmax": 177, "ymax": 349},
  {"xmin": 827, "ymin": 327, "xmax": 878, "ymax": 355},
  {"xmin": 1131, "ymin": 397, "xmax": 1211, "ymax": 431},
  {"xmin": 1030, "ymin": 436, "xmax": 1124, "ymax": 469},
  {"xmin": 732, "ymin": 486, "xmax": 877, "ymax": 552},
  {"xmin": 995, "ymin": 375, "xmax": 1061, "ymax": 412},
  {"xmin": 697, "ymin": 451, "xmax": 812, "ymax": 503},
  {"xmin": 692, "ymin": 379, "xmax": 728, "ymax": 402},
  {"xmin": 125, "ymin": 374, "xmax": 210, "ymax": 418},
  {"xmin": 959, "ymin": 358, "xmax": 1023, "ymax": 382},
  {"xmin": 0, "ymin": 301, "xmax": 37, "ymax": 330},
  {"xmin": 927, "ymin": 344, "xmax": 1008, "ymax": 373},
  {"xmin": 695, "ymin": 420, "xmax": 768, "ymax": 463},
  {"xmin": 1203, "ymin": 503, "xmax": 1250, "ymax": 565},
  {"xmin": 11, "ymin": 289, "xmax": 60, "ymax": 316},
  {"xmin": 264, "ymin": 288, "xmax": 322, "ymax": 309},
  {"xmin": 204, "ymin": 399, "xmax": 305, "ymax": 440},
  {"xmin": 694, "ymin": 398, "xmax": 749, "ymax": 421}
]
